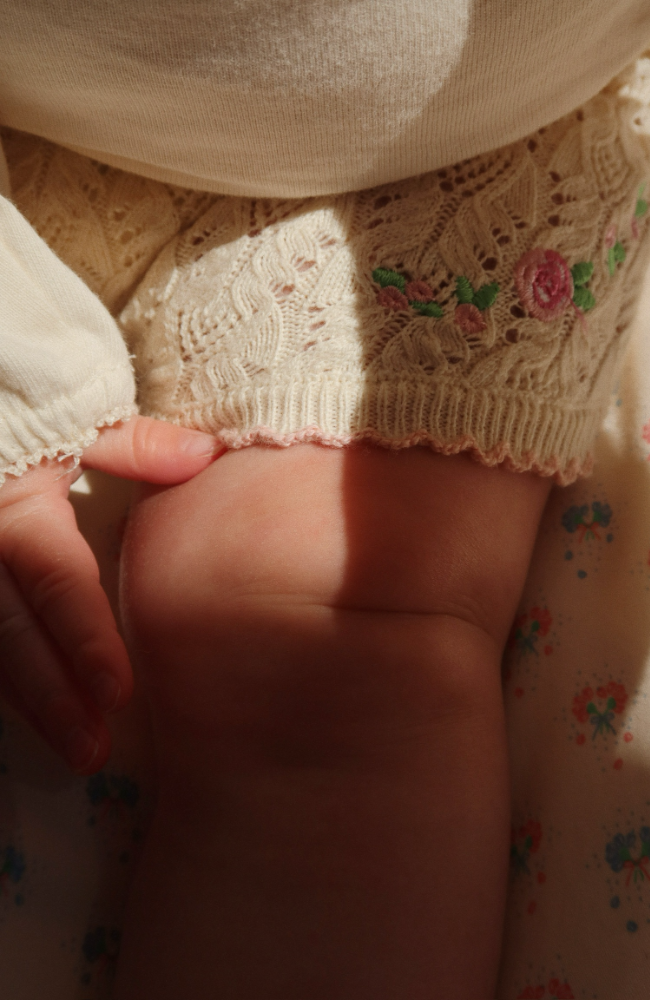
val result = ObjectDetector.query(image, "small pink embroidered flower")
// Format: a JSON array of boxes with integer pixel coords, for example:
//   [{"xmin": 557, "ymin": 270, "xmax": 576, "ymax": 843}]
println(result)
[
  {"xmin": 604, "ymin": 223, "xmax": 618, "ymax": 249},
  {"xmin": 454, "ymin": 302, "xmax": 486, "ymax": 334},
  {"xmin": 405, "ymin": 280, "xmax": 434, "ymax": 303},
  {"xmin": 514, "ymin": 248, "xmax": 574, "ymax": 321},
  {"xmin": 377, "ymin": 286, "xmax": 409, "ymax": 311}
]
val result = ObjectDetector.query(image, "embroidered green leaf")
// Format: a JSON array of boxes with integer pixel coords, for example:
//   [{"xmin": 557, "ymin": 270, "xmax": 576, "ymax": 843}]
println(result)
[
  {"xmin": 472, "ymin": 282, "xmax": 499, "ymax": 311},
  {"xmin": 636, "ymin": 183, "xmax": 648, "ymax": 218},
  {"xmin": 571, "ymin": 262, "xmax": 594, "ymax": 287},
  {"xmin": 372, "ymin": 268, "xmax": 406, "ymax": 292},
  {"xmin": 607, "ymin": 248, "xmax": 615, "ymax": 277},
  {"xmin": 411, "ymin": 300, "xmax": 444, "ymax": 318},
  {"xmin": 455, "ymin": 275, "xmax": 475, "ymax": 304},
  {"xmin": 606, "ymin": 696, "xmax": 616, "ymax": 711},
  {"xmin": 573, "ymin": 286, "xmax": 596, "ymax": 312},
  {"xmin": 586, "ymin": 702, "xmax": 597, "ymax": 715},
  {"xmin": 607, "ymin": 242, "xmax": 626, "ymax": 276}
]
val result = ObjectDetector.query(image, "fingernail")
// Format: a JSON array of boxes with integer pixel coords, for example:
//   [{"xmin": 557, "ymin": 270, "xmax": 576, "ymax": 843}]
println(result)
[
  {"xmin": 65, "ymin": 727, "xmax": 99, "ymax": 772},
  {"xmin": 90, "ymin": 672, "xmax": 122, "ymax": 712},
  {"xmin": 181, "ymin": 432, "xmax": 223, "ymax": 458}
]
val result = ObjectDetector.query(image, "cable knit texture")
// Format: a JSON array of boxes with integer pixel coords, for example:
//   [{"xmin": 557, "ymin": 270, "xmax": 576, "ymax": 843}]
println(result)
[{"xmin": 4, "ymin": 57, "xmax": 650, "ymax": 484}]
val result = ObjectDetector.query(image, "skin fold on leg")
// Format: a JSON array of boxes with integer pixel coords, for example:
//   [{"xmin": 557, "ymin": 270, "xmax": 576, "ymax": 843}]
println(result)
[{"xmin": 113, "ymin": 444, "xmax": 550, "ymax": 1000}]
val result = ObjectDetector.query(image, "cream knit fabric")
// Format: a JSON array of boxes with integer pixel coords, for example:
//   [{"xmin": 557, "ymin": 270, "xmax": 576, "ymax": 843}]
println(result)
[
  {"xmin": 119, "ymin": 59, "xmax": 650, "ymax": 481},
  {"xmin": 1, "ymin": 1, "xmax": 649, "ymax": 197},
  {"xmin": 2, "ymin": 59, "xmax": 650, "ymax": 485},
  {"xmin": 2, "ymin": 59, "xmax": 649, "ymax": 482},
  {"xmin": 0, "ymin": 192, "xmax": 136, "ymax": 483}
]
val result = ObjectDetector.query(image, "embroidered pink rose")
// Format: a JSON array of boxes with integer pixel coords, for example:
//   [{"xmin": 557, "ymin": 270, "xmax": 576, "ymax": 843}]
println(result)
[
  {"xmin": 405, "ymin": 280, "xmax": 434, "ymax": 302},
  {"xmin": 454, "ymin": 303, "xmax": 486, "ymax": 334},
  {"xmin": 377, "ymin": 286, "xmax": 409, "ymax": 311},
  {"xmin": 514, "ymin": 248, "xmax": 574, "ymax": 321}
]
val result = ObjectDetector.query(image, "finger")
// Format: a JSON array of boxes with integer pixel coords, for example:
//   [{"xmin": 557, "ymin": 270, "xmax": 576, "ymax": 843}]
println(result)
[
  {"xmin": 82, "ymin": 415, "xmax": 225, "ymax": 483},
  {"xmin": 2, "ymin": 500, "xmax": 134, "ymax": 715},
  {"xmin": 0, "ymin": 561, "xmax": 111, "ymax": 773}
]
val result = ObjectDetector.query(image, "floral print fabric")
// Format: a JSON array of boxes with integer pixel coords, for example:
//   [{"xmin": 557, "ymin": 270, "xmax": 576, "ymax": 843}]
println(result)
[{"xmin": 499, "ymin": 260, "xmax": 650, "ymax": 998}]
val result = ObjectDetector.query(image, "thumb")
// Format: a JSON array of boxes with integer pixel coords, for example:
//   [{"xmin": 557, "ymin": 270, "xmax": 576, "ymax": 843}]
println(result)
[{"xmin": 81, "ymin": 416, "xmax": 225, "ymax": 483}]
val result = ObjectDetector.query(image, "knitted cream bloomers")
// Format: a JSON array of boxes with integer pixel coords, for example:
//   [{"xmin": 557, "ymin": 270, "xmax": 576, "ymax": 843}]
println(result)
[{"xmin": 6, "ymin": 58, "xmax": 650, "ymax": 484}]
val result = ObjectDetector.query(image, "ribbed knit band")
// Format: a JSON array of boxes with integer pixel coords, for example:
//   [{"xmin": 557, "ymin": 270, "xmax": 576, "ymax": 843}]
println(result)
[{"xmin": 152, "ymin": 379, "xmax": 596, "ymax": 483}]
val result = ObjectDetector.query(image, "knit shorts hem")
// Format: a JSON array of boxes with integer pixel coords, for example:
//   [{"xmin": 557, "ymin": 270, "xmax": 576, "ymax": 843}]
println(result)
[
  {"xmin": 215, "ymin": 426, "xmax": 593, "ymax": 485},
  {"xmin": 144, "ymin": 381, "xmax": 602, "ymax": 485}
]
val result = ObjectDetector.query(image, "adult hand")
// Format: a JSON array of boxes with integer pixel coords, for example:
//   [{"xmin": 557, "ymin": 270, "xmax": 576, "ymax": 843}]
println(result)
[{"xmin": 0, "ymin": 416, "xmax": 223, "ymax": 773}]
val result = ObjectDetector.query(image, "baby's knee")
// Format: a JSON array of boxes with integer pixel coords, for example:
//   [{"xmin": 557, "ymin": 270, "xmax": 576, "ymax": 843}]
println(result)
[
  {"xmin": 119, "ymin": 444, "xmax": 517, "ymax": 782},
  {"xmin": 140, "ymin": 618, "xmax": 499, "ymax": 808},
  {"xmin": 124, "ymin": 571, "xmax": 498, "ymax": 793}
]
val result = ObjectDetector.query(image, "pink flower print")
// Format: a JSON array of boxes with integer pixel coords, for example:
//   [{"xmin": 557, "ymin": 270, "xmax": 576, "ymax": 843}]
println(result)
[
  {"xmin": 377, "ymin": 286, "xmax": 409, "ymax": 311},
  {"xmin": 606, "ymin": 827, "xmax": 650, "ymax": 884},
  {"xmin": 517, "ymin": 981, "xmax": 575, "ymax": 999},
  {"xmin": 82, "ymin": 925, "xmax": 120, "ymax": 968},
  {"xmin": 454, "ymin": 302, "xmax": 487, "ymax": 334},
  {"xmin": 507, "ymin": 607, "xmax": 552, "ymax": 655},
  {"xmin": 548, "ymin": 980, "xmax": 575, "ymax": 999},
  {"xmin": 514, "ymin": 248, "xmax": 574, "ymax": 321},
  {"xmin": 519, "ymin": 819, "xmax": 542, "ymax": 853},
  {"xmin": 596, "ymin": 680, "xmax": 628, "ymax": 715},
  {"xmin": 511, "ymin": 819, "xmax": 542, "ymax": 875},
  {"xmin": 572, "ymin": 681, "xmax": 628, "ymax": 737},
  {"xmin": 405, "ymin": 280, "xmax": 434, "ymax": 303},
  {"xmin": 561, "ymin": 500, "xmax": 611, "ymax": 541},
  {"xmin": 572, "ymin": 686, "xmax": 595, "ymax": 725},
  {"xmin": 529, "ymin": 606, "xmax": 551, "ymax": 636}
]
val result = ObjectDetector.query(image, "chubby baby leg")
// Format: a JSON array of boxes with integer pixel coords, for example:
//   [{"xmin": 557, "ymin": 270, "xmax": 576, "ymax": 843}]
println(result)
[{"xmin": 114, "ymin": 444, "xmax": 550, "ymax": 1000}]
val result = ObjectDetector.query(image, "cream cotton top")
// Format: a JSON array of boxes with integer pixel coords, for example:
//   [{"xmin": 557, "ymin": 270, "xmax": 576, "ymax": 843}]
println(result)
[
  {"xmin": 1, "ymin": 0, "xmax": 650, "ymax": 197},
  {"xmin": 1, "ymin": 3, "xmax": 650, "ymax": 484}
]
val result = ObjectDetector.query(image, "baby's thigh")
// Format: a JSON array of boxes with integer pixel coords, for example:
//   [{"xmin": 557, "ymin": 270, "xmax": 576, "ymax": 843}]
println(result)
[{"xmin": 120, "ymin": 443, "xmax": 548, "ymax": 779}]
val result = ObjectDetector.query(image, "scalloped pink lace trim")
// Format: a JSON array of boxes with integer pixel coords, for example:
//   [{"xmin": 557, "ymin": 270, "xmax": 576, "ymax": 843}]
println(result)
[{"xmin": 214, "ymin": 424, "xmax": 592, "ymax": 485}]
